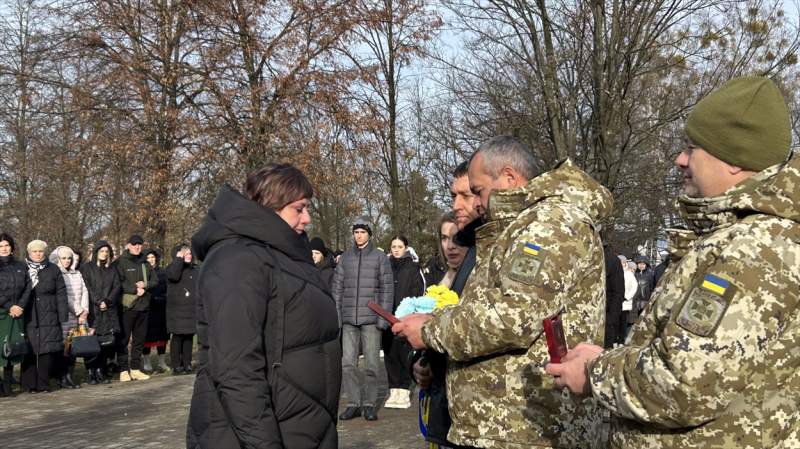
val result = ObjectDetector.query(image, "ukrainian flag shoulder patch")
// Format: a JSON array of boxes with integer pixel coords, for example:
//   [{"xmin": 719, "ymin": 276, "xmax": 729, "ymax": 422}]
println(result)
[
  {"xmin": 701, "ymin": 274, "xmax": 728, "ymax": 295},
  {"xmin": 523, "ymin": 243, "xmax": 540, "ymax": 256}
]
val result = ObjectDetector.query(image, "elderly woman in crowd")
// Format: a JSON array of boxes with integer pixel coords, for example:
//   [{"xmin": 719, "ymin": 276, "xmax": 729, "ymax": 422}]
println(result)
[
  {"xmin": 0, "ymin": 233, "xmax": 31, "ymax": 398},
  {"xmin": 187, "ymin": 163, "xmax": 341, "ymax": 448},
  {"xmin": 21, "ymin": 240, "xmax": 68, "ymax": 394},
  {"xmin": 80, "ymin": 241, "xmax": 120, "ymax": 385},
  {"xmin": 51, "ymin": 245, "xmax": 90, "ymax": 390}
]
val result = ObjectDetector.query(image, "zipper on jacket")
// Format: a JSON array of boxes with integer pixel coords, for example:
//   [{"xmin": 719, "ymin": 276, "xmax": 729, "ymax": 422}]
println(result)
[{"xmin": 355, "ymin": 248, "xmax": 362, "ymax": 326}]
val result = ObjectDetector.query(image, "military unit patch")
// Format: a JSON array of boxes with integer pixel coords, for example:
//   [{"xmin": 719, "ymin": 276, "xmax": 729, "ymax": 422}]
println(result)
[
  {"xmin": 508, "ymin": 242, "xmax": 546, "ymax": 285},
  {"xmin": 676, "ymin": 274, "xmax": 736, "ymax": 337}
]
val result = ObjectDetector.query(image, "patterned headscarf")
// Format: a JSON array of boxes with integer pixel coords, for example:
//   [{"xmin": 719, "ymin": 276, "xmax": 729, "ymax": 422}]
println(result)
[{"xmin": 25, "ymin": 255, "xmax": 46, "ymax": 287}]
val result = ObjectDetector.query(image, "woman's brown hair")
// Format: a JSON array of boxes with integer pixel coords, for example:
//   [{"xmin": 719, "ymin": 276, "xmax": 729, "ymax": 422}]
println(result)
[
  {"xmin": 437, "ymin": 211, "xmax": 459, "ymax": 268},
  {"xmin": 243, "ymin": 163, "xmax": 314, "ymax": 211}
]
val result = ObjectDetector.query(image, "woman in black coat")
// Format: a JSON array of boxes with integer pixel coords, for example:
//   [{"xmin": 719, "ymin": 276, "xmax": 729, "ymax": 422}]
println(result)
[
  {"xmin": 383, "ymin": 235, "xmax": 424, "ymax": 410},
  {"xmin": 22, "ymin": 240, "xmax": 68, "ymax": 393},
  {"xmin": 187, "ymin": 163, "xmax": 341, "ymax": 449},
  {"xmin": 166, "ymin": 244, "xmax": 197, "ymax": 375},
  {"xmin": 0, "ymin": 233, "xmax": 31, "ymax": 398},
  {"xmin": 142, "ymin": 249, "xmax": 169, "ymax": 373},
  {"xmin": 80, "ymin": 240, "xmax": 121, "ymax": 384}
]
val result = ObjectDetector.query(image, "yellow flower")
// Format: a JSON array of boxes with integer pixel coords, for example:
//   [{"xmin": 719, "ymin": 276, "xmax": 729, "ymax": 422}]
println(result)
[{"xmin": 426, "ymin": 285, "xmax": 459, "ymax": 309}]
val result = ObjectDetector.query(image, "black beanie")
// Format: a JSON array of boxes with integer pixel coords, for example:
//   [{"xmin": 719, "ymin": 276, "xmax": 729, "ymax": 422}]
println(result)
[{"xmin": 310, "ymin": 237, "xmax": 327, "ymax": 257}]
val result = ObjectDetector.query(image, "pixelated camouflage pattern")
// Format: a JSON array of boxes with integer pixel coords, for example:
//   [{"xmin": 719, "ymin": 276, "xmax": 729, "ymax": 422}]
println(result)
[
  {"xmin": 589, "ymin": 152, "xmax": 800, "ymax": 448},
  {"xmin": 421, "ymin": 159, "xmax": 612, "ymax": 448}
]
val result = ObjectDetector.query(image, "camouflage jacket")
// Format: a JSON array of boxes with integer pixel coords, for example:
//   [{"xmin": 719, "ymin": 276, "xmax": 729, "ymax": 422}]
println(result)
[
  {"xmin": 589, "ymin": 153, "xmax": 800, "ymax": 448},
  {"xmin": 421, "ymin": 159, "xmax": 612, "ymax": 448}
]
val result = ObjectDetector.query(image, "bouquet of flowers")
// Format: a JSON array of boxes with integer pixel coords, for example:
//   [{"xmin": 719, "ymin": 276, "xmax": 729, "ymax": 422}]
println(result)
[
  {"xmin": 395, "ymin": 285, "xmax": 459, "ymax": 447},
  {"xmin": 395, "ymin": 284, "xmax": 459, "ymax": 318}
]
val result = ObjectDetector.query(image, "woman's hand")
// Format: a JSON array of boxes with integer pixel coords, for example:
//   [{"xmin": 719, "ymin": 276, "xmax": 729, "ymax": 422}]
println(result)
[
  {"xmin": 100, "ymin": 301, "xmax": 107, "ymax": 311},
  {"xmin": 78, "ymin": 315, "xmax": 87, "ymax": 325},
  {"xmin": 9, "ymin": 305, "xmax": 23, "ymax": 317}
]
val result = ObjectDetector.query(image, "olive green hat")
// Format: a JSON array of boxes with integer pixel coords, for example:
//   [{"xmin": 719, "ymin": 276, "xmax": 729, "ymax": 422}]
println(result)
[{"xmin": 684, "ymin": 76, "xmax": 791, "ymax": 172}]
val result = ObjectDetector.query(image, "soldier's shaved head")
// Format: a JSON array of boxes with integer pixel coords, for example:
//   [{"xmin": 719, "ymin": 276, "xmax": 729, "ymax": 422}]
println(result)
[{"xmin": 469, "ymin": 135, "xmax": 540, "ymax": 181}]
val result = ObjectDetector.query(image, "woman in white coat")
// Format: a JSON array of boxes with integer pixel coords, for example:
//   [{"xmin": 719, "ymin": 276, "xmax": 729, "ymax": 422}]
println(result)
[{"xmin": 50, "ymin": 246, "xmax": 89, "ymax": 389}]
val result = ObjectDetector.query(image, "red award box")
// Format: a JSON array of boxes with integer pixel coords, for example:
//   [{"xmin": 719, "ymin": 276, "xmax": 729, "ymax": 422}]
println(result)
[
  {"xmin": 543, "ymin": 314, "xmax": 568, "ymax": 363},
  {"xmin": 368, "ymin": 302, "xmax": 399, "ymax": 325}
]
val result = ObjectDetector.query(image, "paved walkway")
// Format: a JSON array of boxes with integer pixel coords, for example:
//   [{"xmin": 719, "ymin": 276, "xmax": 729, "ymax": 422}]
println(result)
[{"xmin": 0, "ymin": 362, "xmax": 426, "ymax": 449}]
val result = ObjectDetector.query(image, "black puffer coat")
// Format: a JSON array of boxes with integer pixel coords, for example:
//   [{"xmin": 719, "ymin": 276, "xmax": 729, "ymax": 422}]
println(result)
[
  {"xmin": 389, "ymin": 253, "xmax": 424, "ymax": 312},
  {"xmin": 332, "ymin": 241, "xmax": 394, "ymax": 329},
  {"xmin": 187, "ymin": 185, "xmax": 342, "ymax": 449},
  {"xmin": 80, "ymin": 241, "xmax": 122, "ymax": 336},
  {"xmin": 25, "ymin": 258, "xmax": 68, "ymax": 354},
  {"xmin": 166, "ymin": 245, "xmax": 197, "ymax": 335},
  {"xmin": 316, "ymin": 255, "xmax": 335, "ymax": 292},
  {"xmin": 0, "ymin": 255, "xmax": 31, "ymax": 312},
  {"xmin": 634, "ymin": 255, "xmax": 655, "ymax": 310},
  {"xmin": 143, "ymin": 249, "xmax": 169, "ymax": 343}
]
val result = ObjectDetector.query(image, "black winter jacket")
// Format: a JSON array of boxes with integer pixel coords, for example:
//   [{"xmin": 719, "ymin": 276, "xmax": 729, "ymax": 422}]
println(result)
[
  {"xmin": 316, "ymin": 255, "xmax": 335, "ymax": 292},
  {"xmin": 166, "ymin": 245, "xmax": 197, "ymax": 335},
  {"xmin": 603, "ymin": 248, "xmax": 625, "ymax": 348},
  {"xmin": 634, "ymin": 255, "xmax": 655, "ymax": 309},
  {"xmin": 187, "ymin": 185, "xmax": 341, "ymax": 449},
  {"xmin": 114, "ymin": 250, "xmax": 158, "ymax": 311},
  {"xmin": 80, "ymin": 241, "xmax": 122, "ymax": 336},
  {"xmin": 25, "ymin": 258, "xmax": 68, "ymax": 354},
  {"xmin": 143, "ymin": 249, "xmax": 169, "ymax": 343},
  {"xmin": 389, "ymin": 253, "xmax": 424, "ymax": 312},
  {"xmin": 332, "ymin": 241, "xmax": 394, "ymax": 329},
  {"xmin": 0, "ymin": 255, "xmax": 31, "ymax": 312}
]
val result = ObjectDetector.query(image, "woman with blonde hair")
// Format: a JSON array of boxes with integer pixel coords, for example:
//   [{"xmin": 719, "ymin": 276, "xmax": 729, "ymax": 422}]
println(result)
[{"xmin": 80, "ymin": 240, "xmax": 120, "ymax": 384}]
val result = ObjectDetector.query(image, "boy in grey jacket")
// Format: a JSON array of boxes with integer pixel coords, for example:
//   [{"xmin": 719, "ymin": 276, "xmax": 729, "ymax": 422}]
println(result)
[{"xmin": 333, "ymin": 216, "xmax": 394, "ymax": 422}]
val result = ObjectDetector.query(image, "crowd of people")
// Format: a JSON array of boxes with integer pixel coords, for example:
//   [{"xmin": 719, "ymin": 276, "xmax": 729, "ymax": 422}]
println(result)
[
  {"xmin": 3, "ymin": 75, "xmax": 800, "ymax": 449},
  {"xmin": 0, "ymin": 234, "xmax": 199, "ymax": 397}
]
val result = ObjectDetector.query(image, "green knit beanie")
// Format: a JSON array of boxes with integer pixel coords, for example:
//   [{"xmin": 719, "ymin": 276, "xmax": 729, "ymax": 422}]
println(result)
[{"xmin": 684, "ymin": 76, "xmax": 791, "ymax": 172}]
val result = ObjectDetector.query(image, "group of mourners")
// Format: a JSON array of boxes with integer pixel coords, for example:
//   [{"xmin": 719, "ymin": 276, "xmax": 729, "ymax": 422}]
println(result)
[{"xmin": 0, "ymin": 233, "xmax": 199, "ymax": 397}]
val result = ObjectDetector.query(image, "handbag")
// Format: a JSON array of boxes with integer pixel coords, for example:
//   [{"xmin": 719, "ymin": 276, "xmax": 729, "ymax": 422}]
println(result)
[
  {"xmin": 68, "ymin": 324, "xmax": 101, "ymax": 358},
  {"xmin": 3, "ymin": 317, "xmax": 28, "ymax": 359},
  {"xmin": 122, "ymin": 264, "xmax": 148, "ymax": 309},
  {"xmin": 97, "ymin": 334, "xmax": 115, "ymax": 347}
]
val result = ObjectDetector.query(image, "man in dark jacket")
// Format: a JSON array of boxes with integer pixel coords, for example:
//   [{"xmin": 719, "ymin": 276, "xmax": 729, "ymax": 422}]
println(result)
[
  {"xmin": 310, "ymin": 237, "xmax": 335, "ymax": 290},
  {"xmin": 113, "ymin": 234, "xmax": 158, "ymax": 382},
  {"xmin": 603, "ymin": 247, "xmax": 625, "ymax": 349},
  {"xmin": 634, "ymin": 255, "xmax": 655, "ymax": 312},
  {"xmin": 413, "ymin": 160, "xmax": 482, "ymax": 448},
  {"xmin": 333, "ymin": 215, "xmax": 394, "ymax": 422}
]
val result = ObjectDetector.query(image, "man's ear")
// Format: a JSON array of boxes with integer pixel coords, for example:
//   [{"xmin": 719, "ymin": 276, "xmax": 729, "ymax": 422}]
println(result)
[{"xmin": 501, "ymin": 166, "xmax": 526, "ymax": 188}]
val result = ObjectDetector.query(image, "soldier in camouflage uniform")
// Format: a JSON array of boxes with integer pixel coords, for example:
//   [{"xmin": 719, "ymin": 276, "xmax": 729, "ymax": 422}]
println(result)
[
  {"xmin": 547, "ymin": 76, "xmax": 800, "ymax": 448},
  {"xmin": 394, "ymin": 135, "xmax": 611, "ymax": 449}
]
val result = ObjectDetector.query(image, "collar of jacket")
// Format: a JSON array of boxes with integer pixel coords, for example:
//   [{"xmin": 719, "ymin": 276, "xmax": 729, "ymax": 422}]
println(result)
[
  {"xmin": 665, "ymin": 227, "xmax": 697, "ymax": 264},
  {"xmin": 484, "ymin": 158, "xmax": 613, "ymax": 224},
  {"xmin": 354, "ymin": 241, "xmax": 374, "ymax": 256},
  {"xmin": 676, "ymin": 152, "xmax": 800, "ymax": 236}
]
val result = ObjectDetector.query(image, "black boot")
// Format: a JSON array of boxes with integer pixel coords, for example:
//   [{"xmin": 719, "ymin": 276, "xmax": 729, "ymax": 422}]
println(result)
[
  {"xmin": 1, "ymin": 368, "xmax": 14, "ymax": 398},
  {"xmin": 86, "ymin": 369, "xmax": 98, "ymax": 385},
  {"xmin": 95, "ymin": 368, "xmax": 110, "ymax": 384},
  {"xmin": 338, "ymin": 406, "xmax": 361, "ymax": 420},
  {"xmin": 364, "ymin": 406, "xmax": 378, "ymax": 421},
  {"xmin": 58, "ymin": 375, "xmax": 75, "ymax": 390},
  {"xmin": 66, "ymin": 373, "xmax": 81, "ymax": 389}
]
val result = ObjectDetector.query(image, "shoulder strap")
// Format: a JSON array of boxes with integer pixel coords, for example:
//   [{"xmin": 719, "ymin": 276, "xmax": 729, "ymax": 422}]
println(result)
[{"xmin": 141, "ymin": 263, "xmax": 148, "ymax": 285}]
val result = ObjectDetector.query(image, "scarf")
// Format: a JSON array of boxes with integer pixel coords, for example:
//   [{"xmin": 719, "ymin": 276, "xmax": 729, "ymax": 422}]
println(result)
[
  {"xmin": 26, "ymin": 256, "xmax": 46, "ymax": 287},
  {"xmin": 0, "ymin": 255, "xmax": 12, "ymax": 266}
]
